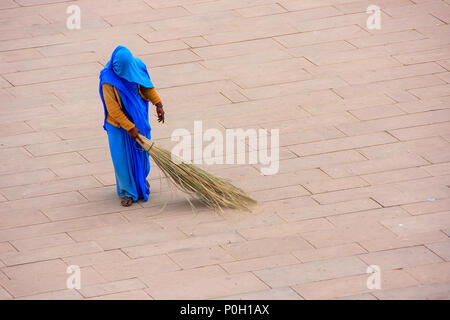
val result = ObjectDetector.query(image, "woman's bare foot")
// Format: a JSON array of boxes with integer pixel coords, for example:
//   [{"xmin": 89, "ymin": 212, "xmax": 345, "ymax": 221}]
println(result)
[{"xmin": 121, "ymin": 196, "xmax": 133, "ymax": 207}]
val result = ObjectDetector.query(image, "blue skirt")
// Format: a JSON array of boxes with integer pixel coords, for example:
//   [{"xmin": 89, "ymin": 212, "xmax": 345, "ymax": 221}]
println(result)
[{"xmin": 105, "ymin": 121, "xmax": 150, "ymax": 202}]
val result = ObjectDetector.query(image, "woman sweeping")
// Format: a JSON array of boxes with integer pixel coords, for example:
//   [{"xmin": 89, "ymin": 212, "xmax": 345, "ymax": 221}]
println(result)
[{"xmin": 99, "ymin": 45, "xmax": 165, "ymax": 207}]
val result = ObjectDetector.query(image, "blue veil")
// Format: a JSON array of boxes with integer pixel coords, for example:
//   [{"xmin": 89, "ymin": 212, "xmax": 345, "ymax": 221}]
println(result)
[
  {"xmin": 104, "ymin": 45, "xmax": 153, "ymax": 88},
  {"xmin": 99, "ymin": 45, "xmax": 153, "ymax": 202}
]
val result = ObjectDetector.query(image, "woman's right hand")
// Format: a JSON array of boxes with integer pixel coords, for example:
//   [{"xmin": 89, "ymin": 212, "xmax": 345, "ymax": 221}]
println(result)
[{"xmin": 128, "ymin": 126, "xmax": 144, "ymax": 144}]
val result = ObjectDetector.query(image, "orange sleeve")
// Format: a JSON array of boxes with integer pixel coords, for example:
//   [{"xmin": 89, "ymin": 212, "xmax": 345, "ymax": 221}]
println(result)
[
  {"xmin": 102, "ymin": 84, "xmax": 135, "ymax": 131},
  {"xmin": 139, "ymin": 86, "xmax": 162, "ymax": 105}
]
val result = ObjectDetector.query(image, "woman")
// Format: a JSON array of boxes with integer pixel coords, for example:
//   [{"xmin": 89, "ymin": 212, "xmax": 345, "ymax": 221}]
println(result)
[{"xmin": 99, "ymin": 45, "xmax": 165, "ymax": 207}]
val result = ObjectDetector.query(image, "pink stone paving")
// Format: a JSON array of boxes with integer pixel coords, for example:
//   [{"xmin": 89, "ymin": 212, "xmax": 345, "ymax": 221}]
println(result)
[{"xmin": 0, "ymin": 0, "xmax": 449, "ymax": 300}]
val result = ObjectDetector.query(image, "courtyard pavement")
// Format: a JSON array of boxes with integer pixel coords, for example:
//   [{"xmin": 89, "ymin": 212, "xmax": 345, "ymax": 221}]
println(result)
[{"xmin": 0, "ymin": 0, "xmax": 449, "ymax": 300}]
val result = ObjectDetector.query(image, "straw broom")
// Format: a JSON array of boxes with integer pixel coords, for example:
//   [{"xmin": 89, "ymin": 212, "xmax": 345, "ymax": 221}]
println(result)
[
  {"xmin": 111, "ymin": 87, "xmax": 255, "ymax": 211},
  {"xmin": 136, "ymin": 134, "xmax": 257, "ymax": 212}
]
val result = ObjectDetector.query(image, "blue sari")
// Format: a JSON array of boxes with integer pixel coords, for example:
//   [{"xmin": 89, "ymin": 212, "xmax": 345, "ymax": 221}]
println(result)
[{"xmin": 99, "ymin": 46, "xmax": 154, "ymax": 202}]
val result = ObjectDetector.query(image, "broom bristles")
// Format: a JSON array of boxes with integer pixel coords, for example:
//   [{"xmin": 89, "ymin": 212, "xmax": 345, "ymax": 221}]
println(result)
[{"xmin": 137, "ymin": 134, "xmax": 257, "ymax": 212}]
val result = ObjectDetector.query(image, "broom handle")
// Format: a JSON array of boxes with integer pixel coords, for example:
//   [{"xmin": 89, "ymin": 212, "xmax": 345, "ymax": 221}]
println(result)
[{"xmin": 138, "ymin": 134, "xmax": 154, "ymax": 152}]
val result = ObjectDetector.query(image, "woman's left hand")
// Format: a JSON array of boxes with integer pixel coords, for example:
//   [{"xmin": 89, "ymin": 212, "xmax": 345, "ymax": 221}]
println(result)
[{"xmin": 156, "ymin": 102, "xmax": 165, "ymax": 123}]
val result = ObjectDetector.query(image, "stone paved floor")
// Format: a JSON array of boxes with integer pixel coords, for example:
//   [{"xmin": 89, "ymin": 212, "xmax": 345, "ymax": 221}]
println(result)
[{"xmin": 0, "ymin": 0, "xmax": 449, "ymax": 300}]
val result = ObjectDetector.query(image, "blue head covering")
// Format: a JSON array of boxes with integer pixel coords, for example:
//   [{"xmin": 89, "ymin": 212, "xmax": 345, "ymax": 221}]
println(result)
[
  {"xmin": 99, "ymin": 45, "xmax": 153, "ymax": 202},
  {"xmin": 104, "ymin": 45, "xmax": 154, "ymax": 88},
  {"xmin": 99, "ymin": 45, "xmax": 154, "ymax": 132}
]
